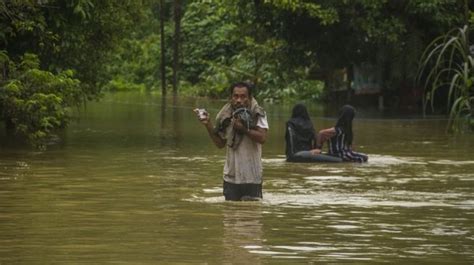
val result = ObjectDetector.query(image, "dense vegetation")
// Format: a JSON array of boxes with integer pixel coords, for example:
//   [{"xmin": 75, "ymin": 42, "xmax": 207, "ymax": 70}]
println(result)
[
  {"xmin": 1, "ymin": 0, "xmax": 473, "ymax": 146},
  {"xmin": 417, "ymin": 25, "xmax": 474, "ymax": 132},
  {"xmin": 0, "ymin": 0, "xmax": 148, "ymax": 147}
]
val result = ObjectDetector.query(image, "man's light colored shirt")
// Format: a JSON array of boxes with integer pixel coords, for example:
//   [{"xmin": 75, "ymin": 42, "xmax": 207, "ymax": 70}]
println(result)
[{"xmin": 223, "ymin": 115, "xmax": 269, "ymax": 184}]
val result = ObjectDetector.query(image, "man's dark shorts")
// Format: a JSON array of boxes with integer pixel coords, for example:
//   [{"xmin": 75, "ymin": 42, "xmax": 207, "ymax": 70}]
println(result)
[{"xmin": 223, "ymin": 181, "xmax": 262, "ymax": 201}]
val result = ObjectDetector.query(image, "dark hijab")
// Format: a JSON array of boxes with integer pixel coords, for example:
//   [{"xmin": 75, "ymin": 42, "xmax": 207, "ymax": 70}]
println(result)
[
  {"xmin": 291, "ymin": 103, "xmax": 310, "ymax": 120},
  {"xmin": 285, "ymin": 103, "xmax": 316, "ymax": 157},
  {"xmin": 288, "ymin": 103, "xmax": 315, "ymax": 139},
  {"xmin": 335, "ymin": 105, "xmax": 355, "ymax": 145}
]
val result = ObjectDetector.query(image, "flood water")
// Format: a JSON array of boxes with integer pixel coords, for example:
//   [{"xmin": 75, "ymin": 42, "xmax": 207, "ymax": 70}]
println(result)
[{"xmin": 0, "ymin": 92, "xmax": 473, "ymax": 264}]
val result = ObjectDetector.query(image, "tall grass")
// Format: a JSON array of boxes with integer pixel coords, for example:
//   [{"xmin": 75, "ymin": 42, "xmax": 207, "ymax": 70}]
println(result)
[{"xmin": 417, "ymin": 25, "xmax": 473, "ymax": 132}]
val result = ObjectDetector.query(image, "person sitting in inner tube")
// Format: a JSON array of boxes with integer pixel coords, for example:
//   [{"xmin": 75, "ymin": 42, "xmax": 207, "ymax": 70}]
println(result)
[
  {"xmin": 314, "ymin": 105, "xmax": 368, "ymax": 163},
  {"xmin": 285, "ymin": 103, "xmax": 342, "ymax": 163}
]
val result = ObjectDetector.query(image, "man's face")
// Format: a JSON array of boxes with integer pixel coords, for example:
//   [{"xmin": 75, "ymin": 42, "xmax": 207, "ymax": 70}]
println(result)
[{"xmin": 231, "ymin": 86, "xmax": 250, "ymax": 109}]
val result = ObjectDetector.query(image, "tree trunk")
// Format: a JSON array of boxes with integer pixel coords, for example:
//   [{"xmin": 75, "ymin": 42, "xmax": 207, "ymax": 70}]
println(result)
[
  {"xmin": 172, "ymin": 0, "xmax": 182, "ymax": 96},
  {"xmin": 159, "ymin": 0, "xmax": 166, "ymax": 96}
]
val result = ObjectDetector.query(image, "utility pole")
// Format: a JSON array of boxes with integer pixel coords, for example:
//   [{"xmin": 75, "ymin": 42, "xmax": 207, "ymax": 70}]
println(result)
[
  {"xmin": 159, "ymin": 0, "xmax": 166, "ymax": 96},
  {"xmin": 172, "ymin": 0, "xmax": 182, "ymax": 96}
]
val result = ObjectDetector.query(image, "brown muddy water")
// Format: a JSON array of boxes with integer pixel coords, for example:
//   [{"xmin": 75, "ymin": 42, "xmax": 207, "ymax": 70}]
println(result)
[{"xmin": 0, "ymin": 92, "xmax": 473, "ymax": 264}]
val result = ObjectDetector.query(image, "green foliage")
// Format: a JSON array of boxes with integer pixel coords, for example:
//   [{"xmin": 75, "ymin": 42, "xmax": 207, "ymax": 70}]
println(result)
[
  {"xmin": 195, "ymin": 37, "xmax": 287, "ymax": 97},
  {"xmin": 262, "ymin": 0, "xmax": 338, "ymax": 25},
  {"xmin": 2, "ymin": 0, "xmax": 470, "ymax": 147},
  {"xmin": 258, "ymin": 79, "xmax": 325, "ymax": 103},
  {"xmin": 180, "ymin": 1, "xmax": 241, "ymax": 84},
  {"xmin": 0, "ymin": 52, "xmax": 83, "ymax": 148},
  {"xmin": 0, "ymin": 0, "xmax": 151, "ymax": 147},
  {"xmin": 104, "ymin": 0, "xmax": 470, "ymax": 107},
  {"xmin": 1, "ymin": 0, "xmax": 149, "ymax": 91},
  {"xmin": 103, "ymin": 78, "xmax": 147, "ymax": 92},
  {"xmin": 103, "ymin": 3, "xmax": 175, "ymax": 92},
  {"xmin": 48, "ymin": 1, "xmax": 149, "ymax": 90},
  {"xmin": 417, "ymin": 25, "xmax": 474, "ymax": 132},
  {"xmin": 177, "ymin": 1, "xmax": 326, "ymax": 101},
  {"xmin": 104, "ymin": 35, "xmax": 162, "ymax": 91}
]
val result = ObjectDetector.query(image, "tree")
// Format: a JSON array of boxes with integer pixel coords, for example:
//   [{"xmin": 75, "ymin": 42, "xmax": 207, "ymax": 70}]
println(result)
[
  {"xmin": 0, "ymin": 52, "xmax": 83, "ymax": 147},
  {"xmin": 0, "ymin": 0, "xmax": 149, "ymax": 146}
]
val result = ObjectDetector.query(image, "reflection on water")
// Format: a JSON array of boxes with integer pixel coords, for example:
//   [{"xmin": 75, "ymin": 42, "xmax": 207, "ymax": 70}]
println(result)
[
  {"xmin": 159, "ymin": 95, "xmax": 183, "ymax": 148},
  {"xmin": 223, "ymin": 204, "xmax": 263, "ymax": 264},
  {"xmin": 0, "ymin": 92, "xmax": 473, "ymax": 264}
]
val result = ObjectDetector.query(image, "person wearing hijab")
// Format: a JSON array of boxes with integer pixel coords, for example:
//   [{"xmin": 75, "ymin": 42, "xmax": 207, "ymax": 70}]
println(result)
[
  {"xmin": 314, "ymin": 105, "xmax": 368, "ymax": 162},
  {"xmin": 285, "ymin": 103, "xmax": 341, "ymax": 162}
]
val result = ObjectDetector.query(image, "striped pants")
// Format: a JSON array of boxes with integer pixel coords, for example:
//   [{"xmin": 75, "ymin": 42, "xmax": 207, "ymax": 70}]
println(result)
[{"xmin": 334, "ymin": 150, "xmax": 368, "ymax": 163}]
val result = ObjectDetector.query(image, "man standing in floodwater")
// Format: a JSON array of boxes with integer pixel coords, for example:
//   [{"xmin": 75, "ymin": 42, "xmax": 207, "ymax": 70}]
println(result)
[{"xmin": 195, "ymin": 82, "xmax": 268, "ymax": 201}]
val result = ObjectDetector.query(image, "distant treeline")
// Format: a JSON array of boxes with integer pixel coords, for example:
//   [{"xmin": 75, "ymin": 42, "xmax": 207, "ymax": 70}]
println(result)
[{"xmin": 0, "ymin": 0, "xmax": 473, "ymax": 146}]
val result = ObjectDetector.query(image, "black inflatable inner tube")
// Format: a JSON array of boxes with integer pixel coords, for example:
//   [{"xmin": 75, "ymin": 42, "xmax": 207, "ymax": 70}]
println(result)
[{"xmin": 287, "ymin": 151, "xmax": 343, "ymax": 163}]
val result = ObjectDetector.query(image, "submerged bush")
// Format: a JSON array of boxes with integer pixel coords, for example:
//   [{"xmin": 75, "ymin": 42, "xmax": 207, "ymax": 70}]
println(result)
[{"xmin": 0, "ymin": 52, "xmax": 84, "ymax": 148}]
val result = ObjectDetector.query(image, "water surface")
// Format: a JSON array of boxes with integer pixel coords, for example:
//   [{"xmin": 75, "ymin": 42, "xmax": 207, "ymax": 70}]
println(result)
[{"xmin": 0, "ymin": 92, "xmax": 473, "ymax": 264}]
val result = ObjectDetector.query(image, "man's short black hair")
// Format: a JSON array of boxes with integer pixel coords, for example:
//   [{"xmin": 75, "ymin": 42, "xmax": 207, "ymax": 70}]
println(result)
[{"xmin": 229, "ymin": 81, "xmax": 253, "ymax": 98}]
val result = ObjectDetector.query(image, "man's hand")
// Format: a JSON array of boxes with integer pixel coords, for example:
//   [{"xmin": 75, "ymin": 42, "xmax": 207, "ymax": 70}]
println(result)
[
  {"xmin": 194, "ymin": 109, "xmax": 210, "ymax": 126},
  {"xmin": 233, "ymin": 117, "xmax": 267, "ymax": 144},
  {"xmin": 194, "ymin": 109, "xmax": 225, "ymax": 148}
]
